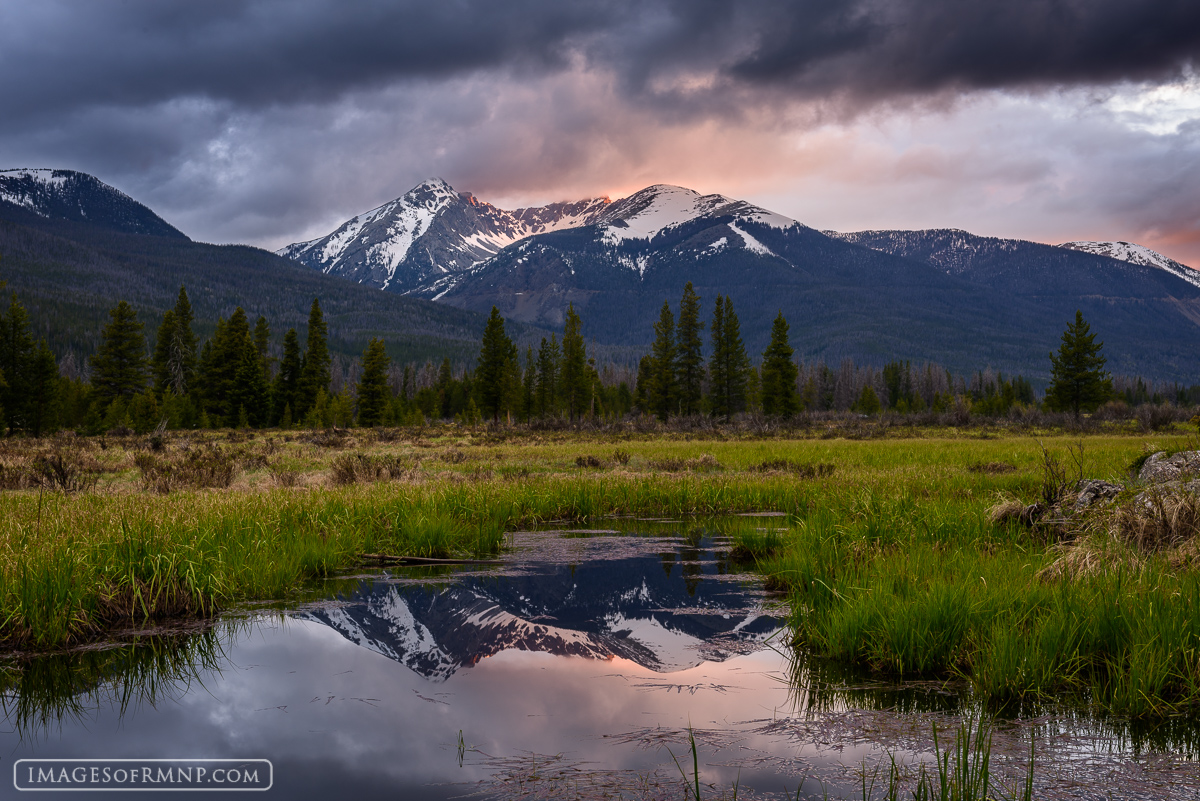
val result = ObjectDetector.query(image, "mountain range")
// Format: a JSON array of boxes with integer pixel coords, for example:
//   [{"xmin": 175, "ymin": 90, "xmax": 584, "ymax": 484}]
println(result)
[
  {"xmin": 281, "ymin": 179, "xmax": 1200, "ymax": 382},
  {"xmin": 300, "ymin": 539, "xmax": 780, "ymax": 681},
  {"xmin": 0, "ymin": 169, "xmax": 501, "ymax": 365},
  {"xmin": 2, "ymin": 166, "xmax": 1198, "ymax": 383}
]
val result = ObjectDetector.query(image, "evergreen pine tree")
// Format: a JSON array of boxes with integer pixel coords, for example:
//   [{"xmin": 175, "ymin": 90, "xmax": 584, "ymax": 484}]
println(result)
[
  {"xmin": 675, "ymin": 282, "xmax": 704, "ymax": 416},
  {"xmin": 129, "ymin": 389, "xmax": 160, "ymax": 434},
  {"xmin": 401, "ymin": 364, "xmax": 413, "ymax": 402},
  {"xmin": 296, "ymin": 299, "xmax": 331, "ymax": 420},
  {"xmin": 163, "ymin": 287, "xmax": 197, "ymax": 396},
  {"xmin": 707, "ymin": 295, "xmax": 749, "ymax": 419},
  {"xmin": 634, "ymin": 354, "xmax": 654, "ymax": 414},
  {"xmin": 560, "ymin": 304, "xmax": 588, "ymax": 420},
  {"xmin": 200, "ymin": 308, "xmax": 253, "ymax": 424},
  {"xmin": 760, "ymin": 311, "xmax": 799, "ymax": 417},
  {"xmin": 855, "ymin": 385, "xmax": 882, "ymax": 415},
  {"xmin": 232, "ymin": 337, "xmax": 271, "ymax": 427},
  {"xmin": 535, "ymin": 335, "xmax": 560, "ymax": 418},
  {"xmin": 272, "ymin": 328, "xmax": 302, "ymax": 424},
  {"xmin": 151, "ymin": 309, "xmax": 178, "ymax": 397},
  {"xmin": 477, "ymin": 307, "xmax": 518, "ymax": 423},
  {"xmin": 745, "ymin": 365, "xmax": 761, "ymax": 413},
  {"xmin": 648, "ymin": 300, "xmax": 677, "ymax": 421},
  {"xmin": 1045, "ymin": 310, "xmax": 1113, "ymax": 417},
  {"xmin": 253, "ymin": 316, "xmax": 270, "ymax": 363},
  {"xmin": 0, "ymin": 292, "xmax": 35, "ymax": 432},
  {"xmin": 27, "ymin": 340, "xmax": 60, "ymax": 437},
  {"xmin": 356, "ymin": 338, "xmax": 390, "ymax": 427},
  {"xmin": 707, "ymin": 296, "xmax": 727, "ymax": 417},
  {"xmin": 522, "ymin": 346, "xmax": 536, "ymax": 423},
  {"xmin": 90, "ymin": 301, "xmax": 148, "ymax": 405},
  {"xmin": 437, "ymin": 357, "xmax": 454, "ymax": 419}
]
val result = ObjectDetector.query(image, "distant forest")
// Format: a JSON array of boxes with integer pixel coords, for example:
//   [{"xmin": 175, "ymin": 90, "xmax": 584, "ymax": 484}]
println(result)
[{"xmin": 0, "ymin": 278, "xmax": 1196, "ymax": 437}]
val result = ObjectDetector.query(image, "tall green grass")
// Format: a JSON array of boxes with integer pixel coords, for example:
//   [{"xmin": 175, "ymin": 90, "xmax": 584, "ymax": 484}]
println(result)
[
  {"xmin": 0, "ymin": 471, "xmax": 837, "ymax": 649},
  {"xmin": 764, "ymin": 479, "xmax": 1200, "ymax": 717}
]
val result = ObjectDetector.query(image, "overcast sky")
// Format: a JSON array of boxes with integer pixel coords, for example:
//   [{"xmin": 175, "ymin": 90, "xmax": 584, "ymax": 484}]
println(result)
[{"xmin": 2, "ymin": 0, "xmax": 1199, "ymax": 264}]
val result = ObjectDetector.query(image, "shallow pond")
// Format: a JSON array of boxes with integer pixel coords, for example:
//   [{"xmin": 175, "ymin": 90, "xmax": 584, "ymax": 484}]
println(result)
[{"xmin": 4, "ymin": 519, "xmax": 1200, "ymax": 799}]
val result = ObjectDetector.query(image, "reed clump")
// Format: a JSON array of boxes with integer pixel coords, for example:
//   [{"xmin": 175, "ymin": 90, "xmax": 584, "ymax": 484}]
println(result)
[
  {"xmin": 728, "ymin": 527, "xmax": 786, "ymax": 562},
  {"xmin": 752, "ymin": 458, "xmax": 834, "ymax": 477},
  {"xmin": 330, "ymin": 452, "xmax": 414, "ymax": 485},
  {"xmin": 0, "ymin": 444, "xmax": 105, "ymax": 493},
  {"xmin": 648, "ymin": 454, "xmax": 722, "ymax": 473},
  {"xmin": 134, "ymin": 445, "xmax": 241, "ymax": 494}
]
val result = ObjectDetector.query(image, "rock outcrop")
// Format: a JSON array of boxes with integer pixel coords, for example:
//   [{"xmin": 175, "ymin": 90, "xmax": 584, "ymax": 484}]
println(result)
[{"xmin": 1138, "ymin": 451, "xmax": 1200, "ymax": 484}]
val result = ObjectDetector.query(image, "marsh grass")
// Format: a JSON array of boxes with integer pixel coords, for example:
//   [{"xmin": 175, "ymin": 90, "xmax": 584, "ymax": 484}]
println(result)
[
  {"xmin": 4, "ymin": 425, "xmax": 1199, "ymax": 723},
  {"xmin": 752, "ymin": 459, "xmax": 835, "ymax": 477},
  {"xmin": 330, "ymin": 452, "xmax": 414, "ymax": 485},
  {"xmin": 861, "ymin": 718, "xmax": 1034, "ymax": 801},
  {"xmin": 767, "ymin": 468, "xmax": 1200, "ymax": 716},
  {"xmin": 0, "ymin": 466, "xmax": 841, "ymax": 650},
  {"xmin": 648, "ymin": 454, "xmax": 722, "ymax": 472},
  {"xmin": 134, "ymin": 446, "xmax": 241, "ymax": 493},
  {"xmin": 728, "ymin": 527, "xmax": 786, "ymax": 562}
]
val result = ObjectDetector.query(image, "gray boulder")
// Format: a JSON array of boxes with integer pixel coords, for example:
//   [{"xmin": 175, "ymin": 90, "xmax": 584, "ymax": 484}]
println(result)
[
  {"xmin": 1074, "ymin": 479, "xmax": 1123, "ymax": 512},
  {"xmin": 1138, "ymin": 451, "xmax": 1200, "ymax": 484}
]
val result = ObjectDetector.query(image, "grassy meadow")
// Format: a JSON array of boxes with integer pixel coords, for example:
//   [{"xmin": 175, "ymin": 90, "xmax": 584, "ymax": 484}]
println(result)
[{"xmin": 0, "ymin": 421, "xmax": 1197, "ymax": 719}]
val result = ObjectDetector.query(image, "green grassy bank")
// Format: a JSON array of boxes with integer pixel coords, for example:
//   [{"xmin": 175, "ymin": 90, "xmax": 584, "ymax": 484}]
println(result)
[{"xmin": 1, "ymin": 427, "xmax": 1196, "ymax": 722}]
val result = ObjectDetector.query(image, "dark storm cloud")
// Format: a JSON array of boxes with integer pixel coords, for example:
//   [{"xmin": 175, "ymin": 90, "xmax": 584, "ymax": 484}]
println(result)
[
  {"xmin": 717, "ymin": 0, "xmax": 1200, "ymax": 98},
  {"xmin": 1, "ymin": 0, "xmax": 1198, "ymax": 258},
  {"xmin": 4, "ymin": 0, "xmax": 1197, "ymax": 123},
  {"xmin": 0, "ymin": 0, "xmax": 622, "ymax": 121}
]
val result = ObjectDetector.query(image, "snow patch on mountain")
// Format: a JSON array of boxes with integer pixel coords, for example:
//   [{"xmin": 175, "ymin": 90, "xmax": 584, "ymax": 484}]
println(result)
[
  {"xmin": 277, "ymin": 178, "xmax": 612, "ymax": 292},
  {"xmin": 0, "ymin": 168, "xmax": 73, "ymax": 213},
  {"xmin": 0, "ymin": 168, "xmax": 187, "ymax": 239},
  {"xmin": 597, "ymin": 184, "xmax": 800, "ymax": 246},
  {"xmin": 1059, "ymin": 241, "xmax": 1200, "ymax": 289},
  {"xmin": 728, "ymin": 221, "xmax": 774, "ymax": 257},
  {"xmin": 618, "ymin": 253, "xmax": 651, "ymax": 277}
]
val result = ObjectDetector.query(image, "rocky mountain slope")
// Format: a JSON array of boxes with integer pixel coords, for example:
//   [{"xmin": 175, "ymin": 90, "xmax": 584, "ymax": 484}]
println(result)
[
  {"xmin": 278, "ymin": 178, "xmax": 611, "ymax": 293},
  {"xmin": 1058, "ymin": 240, "xmax": 1200, "ymax": 290},
  {"xmin": 421, "ymin": 198, "xmax": 1200, "ymax": 381},
  {"xmin": 300, "ymin": 541, "xmax": 779, "ymax": 681},
  {"xmin": 0, "ymin": 169, "xmax": 187, "ymax": 239}
]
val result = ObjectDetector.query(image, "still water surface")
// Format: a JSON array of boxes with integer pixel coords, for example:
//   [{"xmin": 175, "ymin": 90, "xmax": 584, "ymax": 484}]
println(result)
[{"xmin": 3, "ymin": 519, "xmax": 1200, "ymax": 799}]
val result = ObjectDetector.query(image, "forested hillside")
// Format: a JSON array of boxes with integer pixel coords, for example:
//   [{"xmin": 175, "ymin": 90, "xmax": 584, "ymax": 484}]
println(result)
[{"xmin": 0, "ymin": 200, "xmax": 500, "ymax": 366}]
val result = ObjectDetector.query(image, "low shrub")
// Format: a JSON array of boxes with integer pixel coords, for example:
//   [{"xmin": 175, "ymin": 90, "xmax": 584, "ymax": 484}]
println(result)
[
  {"xmin": 330, "ymin": 452, "xmax": 413, "ymax": 485},
  {"xmin": 135, "ymin": 446, "xmax": 240, "ymax": 494}
]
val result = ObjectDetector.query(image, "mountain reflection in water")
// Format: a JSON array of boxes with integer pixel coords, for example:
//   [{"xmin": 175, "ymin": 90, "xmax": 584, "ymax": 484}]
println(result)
[
  {"xmin": 6, "ymin": 526, "xmax": 1200, "ymax": 800},
  {"xmin": 299, "ymin": 530, "xmax": 782, "ymax": 681}
]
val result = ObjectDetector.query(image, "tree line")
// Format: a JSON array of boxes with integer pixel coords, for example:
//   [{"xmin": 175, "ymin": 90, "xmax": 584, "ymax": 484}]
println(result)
[{"xmin": 0, "ymin": 278, "xmax": 1193, "ymax": 437}]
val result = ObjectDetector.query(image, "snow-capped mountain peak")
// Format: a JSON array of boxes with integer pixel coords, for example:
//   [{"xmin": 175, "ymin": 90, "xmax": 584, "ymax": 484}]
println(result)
[
  {"xmin": 277, "ymin": 179, "xmax": 612, "ymax": 292},
  {"xmin": 595, "ymin": 184, "xmax": 799, "ymax": 245},
  {"xmin": 0, "ymin": 168, "xmax": 187, "ymax": 239},
  {"xmin": 1058, "ymin": 241, "xmax": 1200, "ymax": 289}
]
